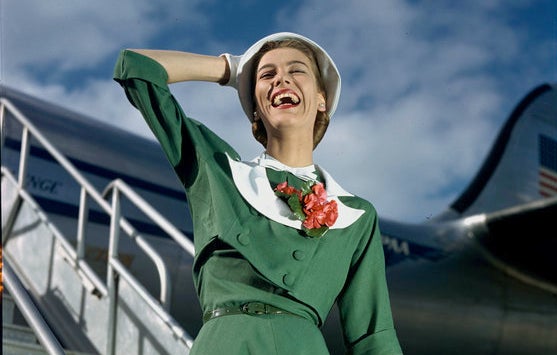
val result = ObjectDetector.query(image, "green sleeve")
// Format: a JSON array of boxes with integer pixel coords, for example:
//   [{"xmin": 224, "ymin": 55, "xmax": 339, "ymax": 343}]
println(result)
[
  {"xmin": 113, "ymin": 49, "xmax": 239, "ymax": 187},
  {"xmin": 337, "ymin": 213, "xmax": 403, "ymax": 355}
]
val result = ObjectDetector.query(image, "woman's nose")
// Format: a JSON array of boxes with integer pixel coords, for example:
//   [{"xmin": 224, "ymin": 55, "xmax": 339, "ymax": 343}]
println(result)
[{"xmin": 274, "ymin": 71, "xmax": 291, "ymax": 86}]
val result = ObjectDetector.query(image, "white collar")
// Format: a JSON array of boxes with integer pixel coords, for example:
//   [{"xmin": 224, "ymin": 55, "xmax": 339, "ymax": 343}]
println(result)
[
  {"xmin": 257, "ymin": 153, "xmax": 318, "ymax": 182},
  {"xmin": 226, "ymin": 152, "xmax": 365, "ymax": 231}
]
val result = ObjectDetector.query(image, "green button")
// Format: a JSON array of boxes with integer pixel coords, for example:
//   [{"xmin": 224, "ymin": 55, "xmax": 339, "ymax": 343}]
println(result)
[
  {"xmin": 292, "ymin": 250, "xmax": 305, "ymax": 260},
  {"xmin": 282, "ymin": 273, "xmax": 294, "ymax": 286},
  {"xmin": 237, "ymin": 231, "xmax": 250, "ymax": 245}
]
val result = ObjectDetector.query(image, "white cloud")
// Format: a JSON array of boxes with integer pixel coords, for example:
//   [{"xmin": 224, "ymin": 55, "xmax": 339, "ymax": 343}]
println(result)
[
  {"xmin": 271, "ymin": 0, "xmax": 554, "ymax": 221},
  {"xmin": 1, "ymin": 0, "xmax": 554, "ymax": 222},
  {"xmin": 1, "ymin": 0, "xmax": 208, "ymax": 73}
]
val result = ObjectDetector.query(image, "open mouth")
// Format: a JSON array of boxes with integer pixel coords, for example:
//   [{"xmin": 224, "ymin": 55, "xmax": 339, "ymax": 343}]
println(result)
[{"xmin": 271, "ymin": 91, "xmax": 300, "ymax": 108}]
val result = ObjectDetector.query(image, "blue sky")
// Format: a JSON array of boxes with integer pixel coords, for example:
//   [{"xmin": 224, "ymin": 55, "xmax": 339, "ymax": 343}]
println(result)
[{"xmin": 2, "ymin": 0, "xmax": 556, "ymax": 222}]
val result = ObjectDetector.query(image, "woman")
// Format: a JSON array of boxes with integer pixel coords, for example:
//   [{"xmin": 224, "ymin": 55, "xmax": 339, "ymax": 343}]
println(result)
[{"xmin": 114, "ymin": 32, "xmax": 402, "ymax": 355}]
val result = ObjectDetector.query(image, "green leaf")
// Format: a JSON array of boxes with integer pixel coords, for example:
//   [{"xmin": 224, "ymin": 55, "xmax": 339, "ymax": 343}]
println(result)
[
  {"xmin": 300, "ymin": 180, "xmax": 314, "ymax": 195},
  {"xmin": 303, "ymin": 226, "xmax": 329, "ymax": 238},
  {"xmin": 275, "ymin": 190, "xmax": 290, "ymax": 199},
  {"xmin": 287, "ymin": 195, "xmax": 305, "ymax": 220}
]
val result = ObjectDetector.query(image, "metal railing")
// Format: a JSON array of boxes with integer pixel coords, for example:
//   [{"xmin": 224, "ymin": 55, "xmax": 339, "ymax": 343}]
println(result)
[
  {"xmin": 3, "ymin": 259, "xmax": 66, "ymax": 355},
  {"xmin": 1, "ymin": 97, "xmax": 196, "ymax": 354},
  {"xmin": 101, "ymin": 179, "xmax": 196, "ymax": 353}
]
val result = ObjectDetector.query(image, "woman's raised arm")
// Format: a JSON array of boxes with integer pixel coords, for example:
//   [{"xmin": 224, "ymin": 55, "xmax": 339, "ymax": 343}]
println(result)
[{"xmin": 129, "ymin": 49, "xmax": 228, "ymax": 84}]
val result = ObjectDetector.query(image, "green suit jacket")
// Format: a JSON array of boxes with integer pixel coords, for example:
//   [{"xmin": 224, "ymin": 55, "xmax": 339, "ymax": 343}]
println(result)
[{"xmin": 114, "ymin": 50, "xmax": 402, "ymax": 354}]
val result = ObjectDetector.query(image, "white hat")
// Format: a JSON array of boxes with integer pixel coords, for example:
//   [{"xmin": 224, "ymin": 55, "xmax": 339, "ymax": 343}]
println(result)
[{"xmin": 236, "ymin": 32, "xmax": 341, "ymax": 122}]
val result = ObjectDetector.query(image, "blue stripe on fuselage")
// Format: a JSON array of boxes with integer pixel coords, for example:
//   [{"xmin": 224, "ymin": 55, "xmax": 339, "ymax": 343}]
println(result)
[
  {"xmin": 382, "ymin": 233, "xmax": 445, "ymax": 266},
  {"xmin": 4, "ymin": 138, "xmax": 185, "ymax": 201}
]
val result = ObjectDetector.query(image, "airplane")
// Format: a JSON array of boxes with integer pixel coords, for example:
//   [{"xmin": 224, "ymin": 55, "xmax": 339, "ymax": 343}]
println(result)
[{"xmin": 1, "ymin": 82, "xmax": 556, "ymax": 355}]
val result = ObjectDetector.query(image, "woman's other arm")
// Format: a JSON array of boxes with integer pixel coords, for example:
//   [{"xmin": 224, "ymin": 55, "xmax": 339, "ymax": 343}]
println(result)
[{"xmin": 337, "ymin": 212, "xmax": 403, "ymax": 354}]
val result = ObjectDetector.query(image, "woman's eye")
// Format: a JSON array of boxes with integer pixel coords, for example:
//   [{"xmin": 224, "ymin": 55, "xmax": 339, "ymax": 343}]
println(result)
[{"xmin": 260, "ymin": 72, "xmax": 275, "ymax": 79}]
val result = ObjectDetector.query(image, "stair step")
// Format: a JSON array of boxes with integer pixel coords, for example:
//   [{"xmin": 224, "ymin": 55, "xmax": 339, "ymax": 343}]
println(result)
[
  {"xmin": 3, "ymin": 293, "xmax": 16, "ymax": 325},
  {"xmin": 3, "ymin": 293, "xmax": 95, "ymax": 355},
  {"xmin": 3, "ymin": 323, "xmax": 39, "ymax": 344},
  {"xmin": 2, "ymin": 339, "xmax": 49, "ymax": 355}
]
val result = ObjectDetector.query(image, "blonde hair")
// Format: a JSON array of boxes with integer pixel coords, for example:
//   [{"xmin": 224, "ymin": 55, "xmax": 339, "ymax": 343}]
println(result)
[{"xmin": 250, "ymin": 40, "xmax": 330, "ymax": 149}]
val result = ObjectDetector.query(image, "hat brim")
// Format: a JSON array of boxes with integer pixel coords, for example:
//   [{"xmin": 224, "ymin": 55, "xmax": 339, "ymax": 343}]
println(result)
[{"xmin": 236, "ymin": 32, "xmax": 341, "ymax": 122}]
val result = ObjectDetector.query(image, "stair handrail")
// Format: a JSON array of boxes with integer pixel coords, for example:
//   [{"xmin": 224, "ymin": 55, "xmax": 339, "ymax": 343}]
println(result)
[
  {"xmin": 1, "ymin": 165, "xmax": 108, "ymax": 298},
  {"xmin": 0, "ymin": 97, "xmax": 174, "ymax": 303},
  {"xmin": 101, "ymin": 179, "xmax": 197, "ymax": 352},
  {"xmin": 3, "ymin": 259, "xmax": 66, "ymax": 355},
  {"xmin": 102, "ymin": 179, "xmax": 195, "ymax": 257},
  {"xmin": 1, "ymin": 97, "xmax": 195, "ymax": 352},
  {"xmin": 1, "ymin": 98, "xmax": 107, "ymax": 296}
]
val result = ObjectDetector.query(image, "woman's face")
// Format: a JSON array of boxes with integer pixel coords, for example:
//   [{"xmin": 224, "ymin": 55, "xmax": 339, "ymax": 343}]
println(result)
[{"xmin": 254, "ymin": 47, "xmax": 326, "ymax": 139}]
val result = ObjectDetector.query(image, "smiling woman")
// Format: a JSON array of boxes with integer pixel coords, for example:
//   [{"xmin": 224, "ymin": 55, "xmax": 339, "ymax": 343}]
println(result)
[
  {"xmin": 114, "ymin": 32, "xmax": 402, "ymax": 355},
  {"xmin": 253, "ymin": 52, "xmax": 322, "ymax": 159}
]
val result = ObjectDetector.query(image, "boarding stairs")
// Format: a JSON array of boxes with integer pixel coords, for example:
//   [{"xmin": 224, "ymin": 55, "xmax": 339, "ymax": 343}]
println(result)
[{"xmin": 1, "ymin": 97, "xmax": 196, "ymax": 354}]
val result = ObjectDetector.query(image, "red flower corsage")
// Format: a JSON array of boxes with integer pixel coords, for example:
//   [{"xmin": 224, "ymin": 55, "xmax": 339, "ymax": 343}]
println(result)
[{"xmin": 274, "ymin": 181, "xmax": 339, "ymax": 238}]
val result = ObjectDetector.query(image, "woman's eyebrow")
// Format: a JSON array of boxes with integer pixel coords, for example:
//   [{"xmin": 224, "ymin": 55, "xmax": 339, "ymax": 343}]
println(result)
[
  {"xmin": 287, "ymin": 60, "xmax": 310, "ymax": 68},
  {"xmin": 257, "ymin": 63, "xmax": 275, "ymax": 73},
  {"xmin": 257, "ymin": 60, "xmax": 310, "ymax": 73}
]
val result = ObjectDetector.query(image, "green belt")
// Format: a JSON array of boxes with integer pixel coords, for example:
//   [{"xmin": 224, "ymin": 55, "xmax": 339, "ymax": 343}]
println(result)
[{"xmin": 203, "ymin": 302, "xmax": 301, "ymax": 323}]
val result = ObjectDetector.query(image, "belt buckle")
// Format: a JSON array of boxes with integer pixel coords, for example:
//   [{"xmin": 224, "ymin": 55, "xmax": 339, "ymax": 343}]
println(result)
[{"xmin": 241, "ymin": 302, "xmax": 267, "ymax": 315}]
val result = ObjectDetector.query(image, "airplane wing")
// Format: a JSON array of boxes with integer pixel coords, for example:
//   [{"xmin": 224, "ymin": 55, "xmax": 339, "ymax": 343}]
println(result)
[{"xmin": 467, "ymin": 196, "xmax": 557, "ymax": 293}]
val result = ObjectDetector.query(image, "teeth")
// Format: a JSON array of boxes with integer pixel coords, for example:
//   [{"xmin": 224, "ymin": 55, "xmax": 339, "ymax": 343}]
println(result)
[{"xmin": 273, "ymin": 93, "xmax": 300, "ymax": 106}]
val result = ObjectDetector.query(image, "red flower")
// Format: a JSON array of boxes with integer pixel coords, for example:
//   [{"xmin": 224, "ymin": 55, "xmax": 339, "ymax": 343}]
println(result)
[
  {"xmin": 274, "ymin": 181, "xmax": 338, "ymax": 237},
  {"xmin": 275, "ymin": 181, "xmax": 302, "ymax": 199},
  {"xmin": 302, "ymin": 196, "xmax": 338, "ymax": 229},
  {"xmin": 311, "ymin": 182, "xmax": 328, "ymax": 201},
  {"xmin": 323, "ymin": 200, "xmax": 339, "ymax": 226}
]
